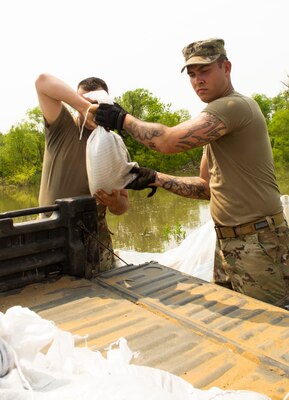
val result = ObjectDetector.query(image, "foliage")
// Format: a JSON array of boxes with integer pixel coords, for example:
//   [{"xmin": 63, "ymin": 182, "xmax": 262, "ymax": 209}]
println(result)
[
  {"xmin": 163, "ymin": 222, "xmax": 187, "ymax": 244},
  {"xmin": 0, "ymin": 107, "xmax": 45, "ymax": 185},
  {"xmin": 268, "ymin": 108, "xmax": 289, "ymax": 166},
  {"xmin": 252, "ymin": 94, "xmax": 272, "ymax": 123},
  {"xmin": 253, "ymin": 82, "xmax": 289, "ymax": 167}
]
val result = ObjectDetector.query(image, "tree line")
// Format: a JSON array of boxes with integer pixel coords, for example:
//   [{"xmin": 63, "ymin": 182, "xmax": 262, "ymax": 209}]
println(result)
[{"xmin": 0, "ymin": 86, "xmax": 288, "ymax": 186}]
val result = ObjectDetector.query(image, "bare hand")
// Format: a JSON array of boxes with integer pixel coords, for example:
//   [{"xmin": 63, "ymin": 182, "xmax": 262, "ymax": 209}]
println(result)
[
  {"xmin": 93, "ymin": 188, "xmax": 129, "ymax": 215},
  {"xmin": 83, "ymin": 103, "xmax": 98, "ymax": 130},
  {"xmin": 93, "ymin": 189, "xmax": 121, "ymax": 208}
]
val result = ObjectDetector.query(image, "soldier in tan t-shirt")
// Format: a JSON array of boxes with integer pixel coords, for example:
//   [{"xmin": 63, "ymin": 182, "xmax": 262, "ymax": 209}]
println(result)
[
  {"xmin": 36, "ymin": 74, "xmax": 129, "ymax": 273},
  {"xmin": 91, "ymin": 38, "xmax": 289, "ymax": 308}
]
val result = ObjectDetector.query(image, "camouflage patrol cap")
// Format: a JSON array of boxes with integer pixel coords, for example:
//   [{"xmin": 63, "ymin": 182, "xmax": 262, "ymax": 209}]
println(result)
[{"xmin": 181, "ymin": 38, "xmax": 227, "ymax": 73}]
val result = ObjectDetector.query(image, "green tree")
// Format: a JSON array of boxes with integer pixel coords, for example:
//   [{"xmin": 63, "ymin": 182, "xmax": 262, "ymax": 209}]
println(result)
[
  {"xmin": 1, "ymin": 107, "xmax": 45, "ymax": 185},
  {"xmin": 268, "ymin": 108, "xmax": 289, "ymax": 166},
  {"xmin": 0, "ymin": 133, "xmax": 8, "ymax": 183},
  {"xmin": 252, "ymin": 93, "xmax": 273, "ymax": 123},
  {"xmin": 253, "ymin": 85, "xmax": 289, "ymax": 168}
]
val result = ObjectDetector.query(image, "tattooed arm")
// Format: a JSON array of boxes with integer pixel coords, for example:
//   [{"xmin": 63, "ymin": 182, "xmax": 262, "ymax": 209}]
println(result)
[
  {"xmin": 153, "ymin": 153, "xmax": 210, "ymax": 200},
  {"xmin": 123, "ymin": 112, "xmax": 226, "ymax": 154},
  {"xmin": 155, "ymin": 173, "xmax": 210, "ymax": 200}
]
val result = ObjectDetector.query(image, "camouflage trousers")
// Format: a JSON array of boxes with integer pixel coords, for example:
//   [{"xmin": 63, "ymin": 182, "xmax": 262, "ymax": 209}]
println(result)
[
  {"xmin": 84, "ymin": 205, "xmax": 115, "ymax": 276},
  {"xmin": 97, "ymin": 212, "xmax": 115, "ymax": 273},
  {"xmin": 214, "ymin": 220, "xmax": 289, "ymax": 307}
]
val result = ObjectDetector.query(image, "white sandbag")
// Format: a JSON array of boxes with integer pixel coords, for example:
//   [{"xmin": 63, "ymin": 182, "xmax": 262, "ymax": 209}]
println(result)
[
  {"xmin": 0, "ymin": 306, "xmax": 271, "ymax": 400},
  {"xmin": 0, "ymin": 338, "xmax": 14, "ymax": 377},
  {"xmin": 86, "ymin": 127, "xmax": 138, "ymax": 195},
  {"xmin": 83, "ymin": 90, "xmax": 138, "ymax": 195},
  {"xmin": 0, "ymin": 389, "xmax": 31, "ymax": 400},
  {"xmin": 281, "ymin": 194, "xmax": 289, "ymax": 223},
  {"xmin": 0, "ymin": 306, "xmax": 57, "ymax": 362}
]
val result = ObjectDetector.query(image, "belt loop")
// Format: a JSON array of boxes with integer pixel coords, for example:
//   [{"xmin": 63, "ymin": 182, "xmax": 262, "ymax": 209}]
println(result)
[
  {"xmin": 215, "ymin": 228, "xmax": 223, "ymax": 248},
  {"xmin": 214, "ymin": 226, "xmax": 221, "ymax": 240},
  {"xmin": 265, "ymin": 216, "xmax": 275, "ymax": 231}
]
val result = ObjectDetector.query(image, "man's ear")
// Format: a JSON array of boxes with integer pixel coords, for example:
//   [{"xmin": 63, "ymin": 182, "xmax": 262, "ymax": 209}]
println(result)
[{"xmin": 224, "ymin": 60, "xmax": 232, "ymax": 74}]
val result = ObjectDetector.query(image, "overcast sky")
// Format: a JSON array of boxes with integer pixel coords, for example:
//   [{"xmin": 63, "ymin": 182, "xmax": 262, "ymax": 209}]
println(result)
[{"xmin": 1, "ymin": 0, "xmax": 288, "ymax": 133}]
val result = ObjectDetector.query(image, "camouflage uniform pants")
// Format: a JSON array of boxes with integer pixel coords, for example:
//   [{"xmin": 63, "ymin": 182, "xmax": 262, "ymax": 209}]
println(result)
[
  {"xmin": 214, "ymin": 220, "xmax": 289, "ymax": 307},
  {"xmin": 97, "ymin": 210, "xmax": 114, "ymax": 273},
  {"xmin": 83, "ymin": 204, "xmax": 115, "ymax": 276}
]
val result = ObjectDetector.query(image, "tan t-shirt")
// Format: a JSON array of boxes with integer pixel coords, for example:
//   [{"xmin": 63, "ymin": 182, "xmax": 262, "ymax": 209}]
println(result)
[
  {"xmin": 204, "ymin": 91, "xmax": 282, "ymax": 226},
  {"xmin": 39, "ymin": 106, "xmax": 90, "ymax": 205}
]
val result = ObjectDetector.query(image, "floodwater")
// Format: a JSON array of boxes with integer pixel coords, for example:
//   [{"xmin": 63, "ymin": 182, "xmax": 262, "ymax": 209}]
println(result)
[
  {"xmin": 1, "ymin": 171, "xmax": 288, "ymax": 253},
  {"xmin": 0, "ymin": 185, "xmax": 210, "ymax": 252}
]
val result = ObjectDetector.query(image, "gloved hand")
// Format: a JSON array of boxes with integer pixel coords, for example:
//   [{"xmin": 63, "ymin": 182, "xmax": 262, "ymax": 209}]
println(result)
[
  {"xmin": 94, "ymin": 103, "xmax": 128, "ymax": 134},
  {"xmin": 125, "ymin": 166, "xmax": 157, "ymax": 197}
]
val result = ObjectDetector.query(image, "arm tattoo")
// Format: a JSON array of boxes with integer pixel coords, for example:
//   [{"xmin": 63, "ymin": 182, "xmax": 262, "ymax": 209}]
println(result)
[
  {"xmin": 178, "ymin": 113, "xmax": 224, "ymax": 149},
  {"xmin": 126, "ymin": 113, "xmax": 225, "ymax": 151},
  {"xmin": 159, "ymin": 176, "xmax": 210, "ymax": 200},
  {"xmin": 126, "ymin": 119, "xmax": 163, "ymax": 149}
]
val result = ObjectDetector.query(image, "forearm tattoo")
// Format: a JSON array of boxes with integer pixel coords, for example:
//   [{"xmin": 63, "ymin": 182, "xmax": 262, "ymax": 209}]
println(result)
[
  {"xmin": 126, "ymin": 119, "xmax": 163, "ymax": 150},
  {"xmin": 158, "ymin": 175, "xmax": 210, "ymax": 200},
  {"xmin": 126, "ymin": 113, "xmax": 224, "ymax": 151}
]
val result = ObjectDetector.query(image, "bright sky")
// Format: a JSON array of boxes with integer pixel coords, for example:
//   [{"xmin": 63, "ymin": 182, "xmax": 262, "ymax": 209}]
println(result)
[{"xmin": 1, "ymin": 0, "xmax": 288, "ymax": 133}]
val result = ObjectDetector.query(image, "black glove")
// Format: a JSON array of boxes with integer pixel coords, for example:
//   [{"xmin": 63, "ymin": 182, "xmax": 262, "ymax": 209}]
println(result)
[
  {"xmin": 125, "ymin": 166, "xmax": 157, "ymax": 198},
  {"xmin": 94, "ymin": 103, "xmax": 127, "ymax": 134}
]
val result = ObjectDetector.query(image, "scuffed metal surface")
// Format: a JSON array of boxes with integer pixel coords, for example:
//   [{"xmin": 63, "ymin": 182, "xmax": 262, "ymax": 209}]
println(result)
[{"xmin": 1, "ymin": 262, "xmax": 289, "ymax": 399}]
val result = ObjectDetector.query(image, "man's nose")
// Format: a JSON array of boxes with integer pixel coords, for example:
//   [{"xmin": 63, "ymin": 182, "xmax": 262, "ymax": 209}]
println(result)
[{"xmin": 196, "ymin": 75, "xmax": 204, "ymax": 84}]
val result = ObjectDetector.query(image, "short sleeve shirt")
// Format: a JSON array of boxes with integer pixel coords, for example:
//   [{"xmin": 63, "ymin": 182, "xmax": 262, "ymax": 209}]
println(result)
[
  {"xmin": 38, "ymin": 106, "xmax": 114, "ymax": 271},
  {"xmin": 38, "ymin": 106, "xmax": 90, "ymax": 206},
  {"xmin": 203, "ymin": 92, "xmax": 282, "ymax": 226}
]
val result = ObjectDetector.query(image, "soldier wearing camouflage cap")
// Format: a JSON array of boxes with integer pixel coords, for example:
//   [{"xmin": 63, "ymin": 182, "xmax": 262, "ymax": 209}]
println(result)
[{"xmin": 94, "ymin": 38, "xmax": 289, "ymax": 308}]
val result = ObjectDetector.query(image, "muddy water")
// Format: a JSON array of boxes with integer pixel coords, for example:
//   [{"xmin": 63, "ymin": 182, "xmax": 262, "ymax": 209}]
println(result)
[{"xmin": 1, "ymin": 172, "xmax": 288, "ymax": 253}]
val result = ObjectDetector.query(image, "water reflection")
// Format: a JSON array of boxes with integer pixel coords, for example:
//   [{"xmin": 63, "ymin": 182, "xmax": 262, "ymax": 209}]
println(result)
[
  {"xmin": 0, "ymin": 185, "xmax": 210, "ymax": 252},
  {"xmin": 0, "ymin": 185, "xmax": 40, "ymax": 213},
  {"xmin": 107, "ymin": 190, "xmax": 211, "ymax": 252}
]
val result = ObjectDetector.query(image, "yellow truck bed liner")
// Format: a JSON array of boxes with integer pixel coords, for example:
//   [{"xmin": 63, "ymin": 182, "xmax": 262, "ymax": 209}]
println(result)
[{"xmin": 1, "ymin": 261, "xmax": 289, "ymax": 399}]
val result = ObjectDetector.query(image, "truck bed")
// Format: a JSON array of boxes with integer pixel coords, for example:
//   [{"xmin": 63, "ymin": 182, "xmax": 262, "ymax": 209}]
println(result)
[{"xmin": 1, "ymin": 262, "xmax": 289, "ymax": 400}]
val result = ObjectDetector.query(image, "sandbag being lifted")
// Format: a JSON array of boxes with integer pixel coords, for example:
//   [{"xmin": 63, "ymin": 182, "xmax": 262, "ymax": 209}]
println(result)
[{"xmin": 84, "ymin": 90, "xmax": 138, "ymax": 195}]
